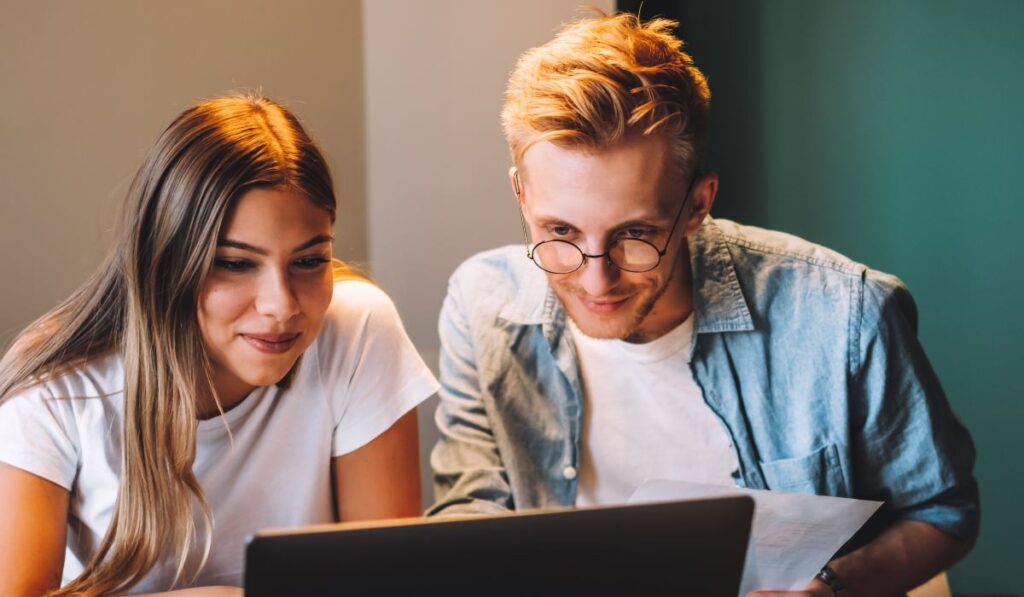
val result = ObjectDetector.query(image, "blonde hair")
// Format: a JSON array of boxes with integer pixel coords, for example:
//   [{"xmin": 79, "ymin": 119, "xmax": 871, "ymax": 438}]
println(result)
[
  {"xmin": 501, "ymin": 12, "xmax": 711, "ymax": 177},
  {"xmin": 0, "ymin": 93, "xmax": 337, "ymax": 595}
]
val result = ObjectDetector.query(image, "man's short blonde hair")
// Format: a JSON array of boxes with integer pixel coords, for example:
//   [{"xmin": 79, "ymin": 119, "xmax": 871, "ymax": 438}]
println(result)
[{"xmin": 501, "ymin": 12, "xmax": 710, "ymax": 178}]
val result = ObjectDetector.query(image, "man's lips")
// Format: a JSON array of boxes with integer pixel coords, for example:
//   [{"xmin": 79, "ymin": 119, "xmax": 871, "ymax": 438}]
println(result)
[
  {"xmin": 577, "ymin": 295, "xmax": 631, "ymax": 314},
  {"xmin": 240, "ymin": 332, "xmax": 301, "ymax": 354}
]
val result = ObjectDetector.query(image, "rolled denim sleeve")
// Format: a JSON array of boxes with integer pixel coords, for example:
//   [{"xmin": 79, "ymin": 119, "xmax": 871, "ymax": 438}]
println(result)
[
  {"xmin": 428, "ymin": 271, "xmax": 515, "ymax": 516},
  {"xmin": 851, "ymin": 271, "xmax": 979, "ymax": 540}
]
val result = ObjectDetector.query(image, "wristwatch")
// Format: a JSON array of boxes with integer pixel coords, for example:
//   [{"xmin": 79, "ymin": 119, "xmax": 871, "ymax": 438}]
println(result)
[{"xmin": 816, "ymin": 564, "xmax": 846, "ymax": 597}]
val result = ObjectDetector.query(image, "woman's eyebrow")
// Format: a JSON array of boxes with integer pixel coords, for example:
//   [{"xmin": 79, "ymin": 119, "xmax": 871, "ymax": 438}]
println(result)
[
  {"xmin": 218, "ymin": 239, "xmax": 267, "ymax": 255},
  {"xmin": 291, "ymin": 234, "xmax": 333, "ymax": 253},
  {"xmin": 217, "ymin": 234, "xmax": 333, "ymax": 255}
]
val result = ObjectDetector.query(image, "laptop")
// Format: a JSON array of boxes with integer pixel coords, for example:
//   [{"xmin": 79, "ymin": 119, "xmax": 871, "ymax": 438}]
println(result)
[{"xmin": 245, "ymin": 496, "xmax": 753, "ymax": 596}]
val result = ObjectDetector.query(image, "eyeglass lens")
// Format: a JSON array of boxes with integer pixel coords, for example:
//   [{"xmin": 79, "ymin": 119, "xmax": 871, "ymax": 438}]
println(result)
[{"xmin": 532, "ymin": 238, "xmax": 661, "ymax": 274}]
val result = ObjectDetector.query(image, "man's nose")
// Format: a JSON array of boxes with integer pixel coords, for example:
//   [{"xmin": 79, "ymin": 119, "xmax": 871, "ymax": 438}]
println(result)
[
  {"xmin": 254, "ymin": 270, "xmax": 301, "ymax": 322},
  {"xmin": 576, "ymin": 252, "xmax": 620, "ymax": 297}
]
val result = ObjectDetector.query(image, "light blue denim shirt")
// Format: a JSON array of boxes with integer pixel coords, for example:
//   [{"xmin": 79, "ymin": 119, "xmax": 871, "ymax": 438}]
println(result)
[{"xmin": 429, "ymin": 217, "xmax": 979, "ymax": 542}]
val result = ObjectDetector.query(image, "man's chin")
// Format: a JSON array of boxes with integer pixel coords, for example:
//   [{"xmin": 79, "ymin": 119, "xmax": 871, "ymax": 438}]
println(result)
[
  {"xmin": 565, "ymin": 310, "xmax": 638, "ymax": 340},
  {"xmin": 550, "ymin": 290, "xmax": 637, "ymax": 340}
]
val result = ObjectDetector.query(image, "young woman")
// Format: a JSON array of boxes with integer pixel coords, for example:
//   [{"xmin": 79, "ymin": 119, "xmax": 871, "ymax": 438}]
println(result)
[{"xmin": 0, "ymin": 95, "xmax": 438, "ymax": 595}]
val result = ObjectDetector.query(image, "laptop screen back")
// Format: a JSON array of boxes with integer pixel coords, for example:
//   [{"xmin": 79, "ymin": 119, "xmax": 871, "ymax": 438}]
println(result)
[{"xmin": 245, "ymin": 496, "xmax": 752, "ymax": 597}]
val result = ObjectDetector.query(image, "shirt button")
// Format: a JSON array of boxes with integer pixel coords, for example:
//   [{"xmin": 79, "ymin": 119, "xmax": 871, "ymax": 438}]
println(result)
[{"xmin": 562, "ymin": 466, "xmax": 577, "ymax": 480}]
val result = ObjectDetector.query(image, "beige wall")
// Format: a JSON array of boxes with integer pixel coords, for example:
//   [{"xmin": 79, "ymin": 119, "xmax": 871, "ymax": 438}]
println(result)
[
  {"xmin": 0, "ymin": 0, "xmax": 367, "ymax": 347},
  {"xmin": 362, "ymin": 0, "xmax": 614, "ymax": 504},
  {"xmin": 363, "ymin": 0, "xmax": 613, "ymax": 356}
]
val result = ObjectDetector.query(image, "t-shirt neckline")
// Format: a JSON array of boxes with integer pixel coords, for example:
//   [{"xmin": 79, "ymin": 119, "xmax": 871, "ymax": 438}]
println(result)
[
  {"xmin": 568, "ymin": 313, "xmax": 695, "ymax": 365},
  {"xmin": 196, "ymin": 385, "xmax": 271, "ymax": 433}
]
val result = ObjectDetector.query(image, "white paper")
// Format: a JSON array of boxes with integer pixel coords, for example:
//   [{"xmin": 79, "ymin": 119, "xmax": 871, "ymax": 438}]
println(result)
[{"xmin": 628, "ymin": 479, "xmax": 882, "ymax": 595}]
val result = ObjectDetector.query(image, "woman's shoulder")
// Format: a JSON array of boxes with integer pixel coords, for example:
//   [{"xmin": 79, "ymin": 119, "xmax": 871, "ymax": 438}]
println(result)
[
  {"xmin": 37, "ymin": 352, "xmax": 125, "ymax": 401},
  {"xmin": 0, "ymin": 352, "xmax": 124, "ymax": 442},
  {"xmin": 326, "ymin": 278, "xmax": 396, "ymax": 313},
  {"xmin": 3, "ymin": 352, "xmax": 124, "ymax": 405},
  {"xmin": 309, "ymin": 278, "xmax": 416, "ymax": 374},
  {"xmin": 0, "ymin": 353, "xmax": 124, "ymax": 490},
  {"xmin": 321, "ymin": 279, "xmax": 405, "ymax": 334}
]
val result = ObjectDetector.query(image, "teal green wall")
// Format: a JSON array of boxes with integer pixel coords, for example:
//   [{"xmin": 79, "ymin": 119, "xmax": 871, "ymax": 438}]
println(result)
[{"xmin": 623, "ymin": 0, "xmax": 1024, "ymax": 592}]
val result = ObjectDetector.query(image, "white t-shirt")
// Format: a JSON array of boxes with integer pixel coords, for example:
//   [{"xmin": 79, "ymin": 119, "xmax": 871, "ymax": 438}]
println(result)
[
  {"xmin": 571, "ymin": 315, "xmax": 739, "ymax": 508},
  {"xmin": 0, "ymin": 280, "xmax": 439, "ymax": 592}
]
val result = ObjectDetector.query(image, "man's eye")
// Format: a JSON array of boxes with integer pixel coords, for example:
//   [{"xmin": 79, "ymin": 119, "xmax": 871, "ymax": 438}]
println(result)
[
  {"xmin": 550, "ymin": 225, "xmax": 572, "ymax": 237},
  {"xmin": 214, "ymin": 258, "xmax": 254, "ymax": 272},
  {"xmin": 294, "ymin": 256, "xmax": 331, "ymax": 270},
  {"xmin": 624, "ymin": 228, "xmax": 650, "ymax": 239}
]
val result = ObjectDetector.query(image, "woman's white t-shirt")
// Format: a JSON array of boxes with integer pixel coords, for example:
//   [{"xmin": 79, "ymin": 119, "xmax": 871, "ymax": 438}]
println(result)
[{"xmin": 0, "ymin": 280, "xmax": 439, "ymax": 592}]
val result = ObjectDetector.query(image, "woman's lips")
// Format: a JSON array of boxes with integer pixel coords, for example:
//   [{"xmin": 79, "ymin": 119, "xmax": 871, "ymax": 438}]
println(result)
[
  {"xmin": 578, "ymin": 296, "xmax": 630, "ymax": 314},
  {"xmin": 241, "ymin": 333, "xmax": 301, "ymax": 354}
]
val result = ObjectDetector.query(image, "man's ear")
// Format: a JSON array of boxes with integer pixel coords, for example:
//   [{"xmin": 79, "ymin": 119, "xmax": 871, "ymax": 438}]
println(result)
[
  {"xmin": 509, "ymin": 166, "xmax": 523, "ymax": 203},
  {"xmin": 684, "ymin": 172, "xmax": 718, "ymax": 235}
]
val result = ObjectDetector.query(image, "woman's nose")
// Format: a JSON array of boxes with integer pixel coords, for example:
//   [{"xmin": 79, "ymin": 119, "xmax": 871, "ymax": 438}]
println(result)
[{"xmin": 254, "ymin": 270, "xmax": 300, "ymax": 321}]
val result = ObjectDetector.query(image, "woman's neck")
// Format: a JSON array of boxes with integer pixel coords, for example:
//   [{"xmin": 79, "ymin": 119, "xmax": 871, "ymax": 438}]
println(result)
[{"xmin": 198, "ymin": 370, "xmax": 255, "ymax": 420}]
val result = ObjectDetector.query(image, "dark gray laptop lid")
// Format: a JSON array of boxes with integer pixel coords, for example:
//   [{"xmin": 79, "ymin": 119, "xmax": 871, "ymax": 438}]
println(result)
[{"xmin": 245, "ymin": 496, "xmax": 753, "ymax": 597}]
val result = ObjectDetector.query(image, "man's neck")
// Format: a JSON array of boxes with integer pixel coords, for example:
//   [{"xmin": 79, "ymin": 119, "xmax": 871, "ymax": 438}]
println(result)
[{"xmin": 625, "ymin": 246, "xmax": 695, "ymax": 343}]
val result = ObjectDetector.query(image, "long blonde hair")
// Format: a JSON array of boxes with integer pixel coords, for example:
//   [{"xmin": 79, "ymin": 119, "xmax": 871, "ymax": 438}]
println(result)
[
  {"xmin": 0, "ymin": 93, "xmax": 337, "ymax": 594},
  {"xmin": 501, "ymin": 12, "xmax": 711, "ymax": 178}
]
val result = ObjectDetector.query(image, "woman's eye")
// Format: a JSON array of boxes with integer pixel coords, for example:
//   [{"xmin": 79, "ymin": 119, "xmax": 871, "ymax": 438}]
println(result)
[
  {"xmin": 550, "ymin": 225, "xmax": 572, "ymax": 237},
  {"xmin": 214, "ymin": 258, "xmax": 254, "ymax": 272},
  {"xmin": 293, "ymin": 256, "xmax": 331, "ymax": 270}
]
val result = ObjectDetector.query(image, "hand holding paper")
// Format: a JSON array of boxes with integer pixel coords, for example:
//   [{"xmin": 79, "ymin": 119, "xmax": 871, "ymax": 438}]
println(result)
[{"xmin": 628, "ymin": 479, "xmax": 882, "ymax": 595}]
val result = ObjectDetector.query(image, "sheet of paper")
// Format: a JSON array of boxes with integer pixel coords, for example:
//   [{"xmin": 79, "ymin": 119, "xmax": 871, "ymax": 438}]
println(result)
[{"xmin": 628, "ymin": 479, "xmax": 882, "ymax": 595}]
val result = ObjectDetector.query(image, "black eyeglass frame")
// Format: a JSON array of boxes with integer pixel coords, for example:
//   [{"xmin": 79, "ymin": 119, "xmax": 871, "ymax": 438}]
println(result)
[{"xmin": 515, "ymin": 169, "xmax": 701, "ymax": 275}]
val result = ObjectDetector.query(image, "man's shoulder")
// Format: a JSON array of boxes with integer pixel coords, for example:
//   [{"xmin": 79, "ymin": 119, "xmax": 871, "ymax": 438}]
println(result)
[
  {"xmin": 711, "ymin": 218, "xmax": 865, "ymax": 277},
  {"xmin": 706, "ymin": 218, "xmax": 911, "ymax": 323},
  {"xmin": 445, "ymin": 245, "xmax": 549, "ymax": 323},
  {"xmin": 449, "ymin": 244, "xmax": 537, "ymax": 295},
  {"xmin": 452, "ymin": 244, "xmax": 528, "ymax": 276}
]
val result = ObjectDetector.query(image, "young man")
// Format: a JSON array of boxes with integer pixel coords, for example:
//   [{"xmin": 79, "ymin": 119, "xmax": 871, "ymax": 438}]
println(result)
[{"xmin": 430, "ymin": 13, "xmax": 978, "ymax": 596}]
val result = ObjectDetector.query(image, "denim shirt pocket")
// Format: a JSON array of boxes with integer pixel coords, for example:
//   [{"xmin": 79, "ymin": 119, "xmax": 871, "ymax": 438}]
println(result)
[{"xmin": 759, "ymin": 443, "xmax": 849, "ymax": 496}]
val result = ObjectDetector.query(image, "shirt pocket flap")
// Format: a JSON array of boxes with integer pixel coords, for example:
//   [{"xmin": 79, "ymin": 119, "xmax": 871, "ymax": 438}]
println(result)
[{"xmin": 759, "ymin": 443, "xmax": 848, "ymax": 496}]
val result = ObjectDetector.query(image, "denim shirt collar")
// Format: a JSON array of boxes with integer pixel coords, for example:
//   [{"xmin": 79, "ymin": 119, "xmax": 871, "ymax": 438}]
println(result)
[
  {"xmin": 688, "ymin": 218, "xmax": 755, "ymax": 334},
  {"xmin": 497, "ymin": 217, "xmax": 755, "ymax": 334}
]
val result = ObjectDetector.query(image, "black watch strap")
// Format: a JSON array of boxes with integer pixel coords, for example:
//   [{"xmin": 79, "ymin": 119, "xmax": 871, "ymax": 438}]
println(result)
[{"xmin": 816, "ymin": 564, "xmax": 846, "ymax": 597}]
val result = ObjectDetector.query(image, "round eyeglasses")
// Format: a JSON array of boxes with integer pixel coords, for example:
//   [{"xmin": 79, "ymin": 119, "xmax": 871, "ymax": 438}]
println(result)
[
  {"xmin": 516, "ymin": 169, "xmax": 700, "ymax": 275},
  {"xmin": 529, "ymin": 237, "xmax": 668, "ymax": 274}
]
